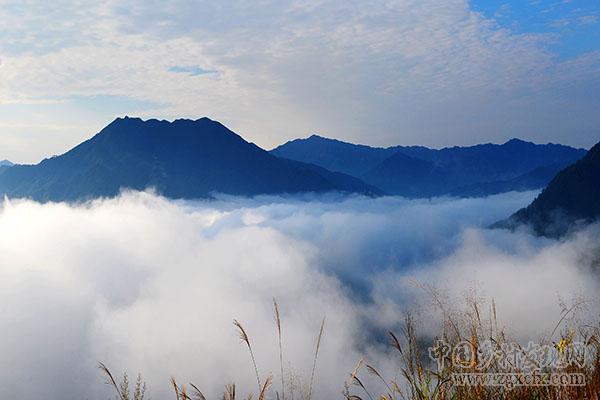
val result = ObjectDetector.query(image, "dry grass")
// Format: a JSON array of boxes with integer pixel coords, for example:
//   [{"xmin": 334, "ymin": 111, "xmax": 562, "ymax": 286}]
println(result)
[
  {"xmin": 274, "ymin": 299, "xmax": 285, "ymax": 400},
  {"xmin": 308, "ymin": 317, "xmax": 326, "ymax": 400},
  {"xmin": 101, "ymin": 298, "xmax": 325, "ymax": 400},
  {"xmin": 345, "ymin": 294, "xmax": 600, "ymax": 400},
  {"xmin": 100, "ymin": 296, "xmax": 599, "ymax": 400},
  {"xmin": 234, "ymin": 319, "xmax": 262, "ymax": 394},
  {"xmin": 99, "ymin": 362, "xmax": 146, "ymax": 400}
]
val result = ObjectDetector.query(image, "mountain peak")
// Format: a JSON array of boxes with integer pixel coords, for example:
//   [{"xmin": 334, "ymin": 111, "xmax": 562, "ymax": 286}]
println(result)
[
  {"xmin": 307, "ymin": 133, "xmax": 334, "ymax": 142},
  {"xmin": 109, "ymin": 116, "xmax": 219, "ymax": 127},
  {"xmin": 100, "ymin": 117, "xmax": 233, "ymax": 141},
  {"xmin": 112, "ymin": 115, "xmax": 143, "ymax": 124},
  {"xmin": 304, "ymin": 134, "xmax": 377, "ymax": 148},
  {"xmin": 503, "ymin": 138, "xmax": 533, "ymax": 146},
  {"xmin": 0, "ymin": 117, "xmax": 378, "ymax": 202}
]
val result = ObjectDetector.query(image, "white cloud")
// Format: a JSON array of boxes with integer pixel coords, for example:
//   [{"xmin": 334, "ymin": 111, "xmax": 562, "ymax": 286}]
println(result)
[
  {"xmin": 0, "ymin": 0, "xmax": 598, "ymax": 163},
  {"xmin": 579, "ymin": 15, "xmax": 598, "ymax": 26},
  {"xmin": 0, "ymin": 191, "xmax": 597, "ymax": 399}
]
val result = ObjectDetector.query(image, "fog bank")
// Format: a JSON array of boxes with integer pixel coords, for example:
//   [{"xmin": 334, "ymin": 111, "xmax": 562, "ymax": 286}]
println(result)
[{"xmin": 0, "ymin": 190, "xmax": 597, "ymax": 399}]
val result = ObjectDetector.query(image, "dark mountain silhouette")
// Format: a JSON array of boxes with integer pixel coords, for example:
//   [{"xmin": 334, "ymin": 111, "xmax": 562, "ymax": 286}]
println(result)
[
  {"xmin": 0, "ymin": 117, "xmax": 379, "ymax": 202},
  {"xmin": 271, "ymin": 134, "xmax": 398, "ymax": 176},
  {"xmin": 448, "ymin": 165, "xmax": 564, "ymax": 197},
  {"xmin": 495, "ymin": 141, "xmax": 600, "ymax": 237},
  {"xmin": 272, "ymin": 136, "xmax": 586, "ymax": 197},
  {"xmin": 361, "ymin": 152, "xmax": 444, "ymax": 197}
]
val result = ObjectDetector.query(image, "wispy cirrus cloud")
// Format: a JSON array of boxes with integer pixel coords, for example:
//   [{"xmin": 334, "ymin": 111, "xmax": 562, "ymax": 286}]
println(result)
[{"xmin": 579, "ymin": 15, "xmax": 598, "ymax": 26}]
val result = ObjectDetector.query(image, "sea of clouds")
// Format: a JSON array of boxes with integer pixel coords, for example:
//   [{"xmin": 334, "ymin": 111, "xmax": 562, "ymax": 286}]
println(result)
[{"xmin": 0, "ymin": 190, "xmax": 598, "ymax": 399}]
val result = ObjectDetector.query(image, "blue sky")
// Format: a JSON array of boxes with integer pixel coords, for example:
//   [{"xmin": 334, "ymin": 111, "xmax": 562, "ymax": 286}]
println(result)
[
  {"xmin": 471, "ymin": 0, "xmax": 600, "ymax": 57},
  {"xmin": 0, "ymin": 0, "xmax": 598, "ymax": 163}
]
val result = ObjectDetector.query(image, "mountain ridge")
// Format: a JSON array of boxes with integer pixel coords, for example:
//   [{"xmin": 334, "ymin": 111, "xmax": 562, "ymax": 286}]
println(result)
[
  {"xmin": 271, "ymin": 134, "xmax": 587, "ymax": 197},
  {"xmin": 495, "ymin": 140, "xmax": 600, "ymax": 237},
  {"xmin": 0, "ymin": 117, "xmax": 380, "ymax": 202},
  {"xmin": 0, "ymin": 118, "xmax": 589, "ymax": 203}
]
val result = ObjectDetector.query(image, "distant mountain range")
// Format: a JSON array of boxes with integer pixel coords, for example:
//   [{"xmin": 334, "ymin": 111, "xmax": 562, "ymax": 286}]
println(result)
[
  {"xmin": 0, "ymin": 117, "xmax": 379, "ymax": 202},
  {"xmin": 0, "ymin": 160, "xmax": 13, "ymax": 167},
  {"xmin": 0, "ymin": 117, "xmax": 591, "ymax": 206},
  {"xmin": 271, "ymin": 135, "xmax": 587, "ymax": 197},
  {"xmin": 495, "ymin": 140, "xmax": 600, "ymax": 237}
]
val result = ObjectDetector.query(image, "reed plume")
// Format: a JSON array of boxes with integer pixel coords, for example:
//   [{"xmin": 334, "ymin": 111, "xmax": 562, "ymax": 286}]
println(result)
[
  {"xmin": 274, "ymin": 298, "xmax": 285, "ymax": 400},
  {"xmin": 234, "ymin": 319, "xmax": 261, "ymax": 393},
  {"xmin": 308, "ymin": 317, "xmax": 325, "ymax": 400},
  {"xmin": 99, "ymin": 362, "xmax": 126, "ymax": 400}
]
